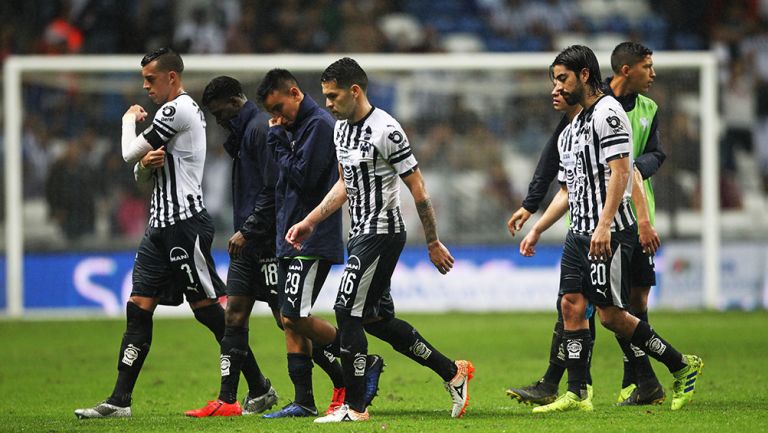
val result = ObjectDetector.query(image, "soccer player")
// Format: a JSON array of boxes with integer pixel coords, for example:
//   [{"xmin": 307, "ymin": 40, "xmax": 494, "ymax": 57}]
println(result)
[
  {"xmin": 75, "ymin": 48, "xmax": 231, "ymax": 418},
  {"xmin": 256, "ymin": 69, "xmax": 384, "ymax": 418},
  {"xmin": 286, "ymin": 57, "xmax": 474, "ymax": 423},
  {"xmin": 506, "ymin": 42, "xmax": 668, "ymax": 407},
  {"xmin": 531, "ymin": 45, "xmax": 702, "ymax": 413},
  {"xmin": 184, "ymin": 76, "xmax": 280, "ymax": 417}
]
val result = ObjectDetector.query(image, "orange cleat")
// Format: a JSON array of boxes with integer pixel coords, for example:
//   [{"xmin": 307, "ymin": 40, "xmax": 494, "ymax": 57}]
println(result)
[{"xmin": 185, "ymin": 399, "xmax": 242, "ymax": 417}]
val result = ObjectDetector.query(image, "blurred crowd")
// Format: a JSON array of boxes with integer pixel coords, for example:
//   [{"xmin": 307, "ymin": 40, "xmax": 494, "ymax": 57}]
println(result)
[{"xmin": 2, "ymin": 0, "xmax": 768, "ymax": 247}]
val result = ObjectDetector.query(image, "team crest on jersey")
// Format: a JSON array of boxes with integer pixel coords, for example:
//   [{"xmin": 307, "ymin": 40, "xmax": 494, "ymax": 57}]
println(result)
[
  {"xmin": 169, "ymin": 246, "xmax": 189, "ymax": 262},
  {"xmin": 359, "ymin": 140, "xmax": 372, "ymax": 156}
]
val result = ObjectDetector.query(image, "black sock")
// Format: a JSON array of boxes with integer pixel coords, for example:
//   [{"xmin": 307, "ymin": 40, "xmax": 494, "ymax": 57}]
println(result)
[
  {"xmin": 107, "ymin": 302, "xmax": 153, "ymax": 407},
  {"xmin": 218, "ymin": 326, "xmax": 257, "ymax": 403},
  {"xmin": 630, "ymin": 320, "xmax": 686, "ymax": 373},
  {"xmin": 337, "ymin": 312, "xmax": 367, "ymax": 412},
  {"xmin": 312, "ymin": 342, "xmax": 345, "ymax": 388},
  {"xmin": 287, "ymin": 353, "xmax": 315, "ymax": 408},
  {"xmin": 564, "ymin": 329, "xmax": 591, "ymax": 396},
  {"xmin": 586, "ymin": 315, "xmax": 596, "ymax": 386},
  {"xmin": 543, "ymin": 318, "xmax": 565, "ymax": 386},
  {"xmin": 629, "ymin": 309, "xmax": 658, "ymax": 384},
  {"xmin": 364, "ymin": 317, "xmax": 457, "ymax": 382}
]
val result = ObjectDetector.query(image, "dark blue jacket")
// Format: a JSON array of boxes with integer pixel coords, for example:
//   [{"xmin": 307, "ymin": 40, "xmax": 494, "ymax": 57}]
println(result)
[
  {"xmin": 268, "ymin": 94, "xmax": 343, "ymax": 262},
  {"xmin": 223, "ymin": 100, "xmax": 277, "ymax": 257}
]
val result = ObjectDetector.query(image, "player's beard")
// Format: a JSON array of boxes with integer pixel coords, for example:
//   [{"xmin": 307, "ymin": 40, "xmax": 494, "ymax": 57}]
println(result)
[{"xmin": 563, "ymin": 82, "xmax": 584, "ymax": 106}]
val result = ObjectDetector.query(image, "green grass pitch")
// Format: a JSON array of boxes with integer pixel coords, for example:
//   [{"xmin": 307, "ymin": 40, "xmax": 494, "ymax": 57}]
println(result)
[{"xmin": 0, "ymin": 311, "xmax": 766, "ymax": 433}]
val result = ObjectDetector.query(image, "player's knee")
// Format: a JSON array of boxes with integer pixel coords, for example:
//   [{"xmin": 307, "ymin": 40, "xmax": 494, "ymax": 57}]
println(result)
[
  {"xmin": 596, "ymin": 307, "xmax": 623, "ymax": 332},
  {"xmin": 281, "ymin": 315, "xmax": 305, "ymax": 332},
  {"xmin": 224, "ymin": 297, "xmax": 252, "ymax": 327}
]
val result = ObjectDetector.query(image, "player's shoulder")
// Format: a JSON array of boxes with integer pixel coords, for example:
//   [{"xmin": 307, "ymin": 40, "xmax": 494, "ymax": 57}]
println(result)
[
  {"xmin": 156, "ymin": 94, "xmax": 198, "ymax": 122},
  {"xmin": 635, "ymin": 93, "xmax": 658, "ymax": 111},
  {"xmin": 594, "ymin": 96, "xmax": 629, "ymax": 122}
]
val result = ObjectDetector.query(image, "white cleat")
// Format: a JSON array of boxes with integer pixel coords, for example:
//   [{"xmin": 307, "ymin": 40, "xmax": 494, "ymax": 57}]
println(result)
[
  {"xmin": 75, "ymin": 402, "xmax": 132, "ymax": 419},
  {"xmin": 242, "ymin": 383, "xmax": 279, "ymax": 415},
  {"xmin": 444, "ymin": 360, "xmax": 475, "ymax": 418},
  {"xmin": 313, "ymin": 404, "xmax": 369, "ymax": 423}
]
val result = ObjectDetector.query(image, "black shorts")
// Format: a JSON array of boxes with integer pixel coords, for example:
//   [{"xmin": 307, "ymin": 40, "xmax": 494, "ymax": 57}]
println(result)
[
  {"xmin": 277, "ymin": 257, "xmax": 333, "ymax": 318},
  {"xmin": 629, "ymin": 234, "xmax": 657, "ymax": 287},
  {"xmin": 132, "ymin": 210, "xmax": 225, "ymax": 306},
  {"xmin": 334, "ymin": 233, "xmax": 404, "ymax": 319},
  {"xmin": 559, "ymin": 226, "xmax": 635, "ymax": 308},
  {"xmin": 227, "ymin": 250, "xmax": 279, "ymax": 311}
]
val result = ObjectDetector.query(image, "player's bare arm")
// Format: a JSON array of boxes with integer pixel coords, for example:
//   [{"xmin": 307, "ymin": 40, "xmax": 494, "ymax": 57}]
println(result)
[
  {"xmin": 590, "ymin": 155, "xmax": 631, "ymax": 261},
  {"xmin": 507, "ymin": 207, "xmax": 533, "ymax": 237},
  {"xmin": 520, "ymin": 186, "xmax": 569, "ymax": 257},
  {"xmin": 402, "ymin": 168, "xmax": 454, "ymax": 274},
  {"xmin": 285, "ymin": 165, "xmax": 348, "ymax": 250},
  {"xmin": 630, "ymin": 166, "xmax": 660, "ymax": 254}
]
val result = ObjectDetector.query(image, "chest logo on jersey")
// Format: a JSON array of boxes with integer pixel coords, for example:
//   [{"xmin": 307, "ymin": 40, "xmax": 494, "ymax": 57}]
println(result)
[{"xmin": 169, "ymin": 246, "xmax": 189, "ymax": 263}]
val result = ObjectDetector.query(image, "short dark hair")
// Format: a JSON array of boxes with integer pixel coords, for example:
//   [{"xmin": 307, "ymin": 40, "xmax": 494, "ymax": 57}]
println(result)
[
  {"xmin": 321, "ymin": 57, "xmax": 368, "ymax": 91},
  {"xmin": 202, "ymin": 76, "xmax": 244, "ymax": 107},
  {"xmin": 552, "ymin": 45, "xmax": 602, "ymax": 92},
  {"xmin": 255, "ymin": 69, "xmax": 300, "ymax": 104},
  {"xmin": 141, "ymin": 47, "xmax": 184, "ymax": 74},
  {"xmin": 611, "ymin": 42, "xmax": 653, "ymax": 73}
]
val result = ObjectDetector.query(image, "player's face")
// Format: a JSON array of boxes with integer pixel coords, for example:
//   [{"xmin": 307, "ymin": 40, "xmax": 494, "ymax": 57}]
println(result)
[
  {"xmin": 551, "ymin": 81, "xmax": 571, "ymax": 112},
  {"xmin": 263, "ymin": 88, "xmax": 301, "ymax": 127},
  {"xmin": 142, "ymin": 61, "xmax": 172, "ymax": 105},
  {"xmin": 626, "ymin": 55, "xmax": 656, "ymax": 93},
  {"xmin": 321, "ymin": 80, "xmax": 355, "ymax": 120},
  {"xmin": 552, "ymin": 65, "xmax": 584, "ymax": 106},
  {"xmin": 206, "ymin": 98, "xmax": 240, "ymax": 129}
]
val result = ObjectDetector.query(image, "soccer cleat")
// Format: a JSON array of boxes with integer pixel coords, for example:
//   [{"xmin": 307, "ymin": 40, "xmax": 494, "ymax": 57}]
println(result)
[
  {"xmin": 444, "ymin": 360, "xmax": 474, "ymax": 418},
  {"xmin": 532, "ymin": 390, "xmax": 594, "ymax": 413},
  {"xmin": 506, "ymin": 378, "xmax": 558, "ymax": 406},
  {"xmin": 364, "ymin": 354, "xmax": 385, "ymax": 406},
  {"xmin": 74, "ymin": 401, "xmax": 132, "ymax": 419},
  {"xmin": 325, "ymin": 387, "xmax": 346, "ymax": 415},
  {"xmin": 184, "ymin": 399, "xmax": 242, "ymax": 417},
  {"xmin": 262, "ymin": 402, "xmax": 318, "ymax": 418},
  {"xmin": 586, "ymin": 384, "xmax": 594, "ymax": 401},
  {"xmin": 617, "ymin": 384, "xmax": 637, "ymax": 403},
  {"xmin": 617, "ymin": 382, "xmax": 665, "ymax": 406},
  {"xmin": 314, "ymin": 404, "xmax": 369, "ymax": 423},
  {"xmin": 671, "ymin": 355, "xmax": 704, "ymax": 410},
  {"xmin": 242, "ymin": 382, "xmax": 279, "ymax": 415}
]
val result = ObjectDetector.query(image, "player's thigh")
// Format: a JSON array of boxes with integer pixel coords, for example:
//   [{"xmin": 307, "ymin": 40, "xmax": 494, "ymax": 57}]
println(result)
[
  {"xmin": 131, "ymin": 226, "xmax": 176, "ymax": 303},
  {"xmin": 278, "ymin": 257, "xmax": 332, "ymax": 318},
  {"xmin": 228, "ymin": 252, "xmax": 279, "ymax": 311},
  {"xmin": 334, "ymin": 233, "xmax": 406, "ymax": 319}
]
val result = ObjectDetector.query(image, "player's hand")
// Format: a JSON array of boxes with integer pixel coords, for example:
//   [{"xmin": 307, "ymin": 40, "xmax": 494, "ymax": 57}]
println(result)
[
  {"xmin": 268, "ymin": 116, "xmax": 285, "ymax": 128},
  {"xmin": 140, "ymin": 146, "xmax": 165, "ymax": 169},
  {"xmin": 124, "ymin": 105, "xmax": 148, "ymax": 122},
  {"xmin": 228, "ymin": 231, "xmax": 247, "ymax": 259},
  {"xmin": 428, "ymin": 240, "xmax": 454, "ymax": 274},
  {"xmin": 507, "ymin": 207, "xmax": 532, "ymax": 237},
  {"xmin": 638, "ymin": 220, "xmax": 660, "ymax": 255},
  {"xmin": 285, "ymin": 220, "xmax": 315, "ymax": 251},
  {"xmin": 520, "ymin": 228, "xmax": 541, "ymax": 257},
  {"xmin": 589, "ymin": 225, "xmax": 612, "ymax": 262}
]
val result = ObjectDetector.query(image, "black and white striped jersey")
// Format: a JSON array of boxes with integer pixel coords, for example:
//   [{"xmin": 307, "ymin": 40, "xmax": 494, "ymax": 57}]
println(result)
[
  {"xmin": 334, "ymin": 107, "xmax": 418, "ymax": 238},
  {"xmin": 557, "ymin": 95, "xmax": 635, "ymax": 235},
  {"xmin": 141, "ymin": 93, "xmax": 207, "ymax": 228}
]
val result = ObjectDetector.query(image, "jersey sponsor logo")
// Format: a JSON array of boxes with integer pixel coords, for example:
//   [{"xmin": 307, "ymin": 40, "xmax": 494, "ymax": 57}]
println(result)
[
  {"xmin": 595, "ymin": 286, "xmax": 608, "ymax": 297},
  {"xmin": 288, "ymin": 260, "xmax": 303, "ymax": 272},
  {"xmin": 640, "ymin": 117, "xmax": 649, "ymax": 130},
  {"xmin": 286, "ymin": 297, "xmax": 297, "ymax": 308},
  {"xmin": 410, "ymin": 340, "xmax": 433, "ymax": 360},
  {"xmin": 121, "ymin": 344, "xmax": 140, "ymax": 366},
  {"xmin": 353, "ymin": 353, "xmax": 367, "ymax": 377},
  {"xmin": 169, "ymin": 246, "xmax": 189, "ymax": 263},
  {"xmin": 646, "ymin": 336, "xmax": 666, "ymax": 355},
  {"xmin": 346, "ymin": 255, "xmax": 362, "ymax": 271},
  {"xmin": 388, "ymin": 130, "xmax": 404, "ymax": 144},
  {"xmin": 220, "ymin": 354, "xmax": 231, "ymax": 376},
  {"xmin": 606, "ymin": 114, "xmax": 625, "ymax": 133},
  {"xmin": 162, "ymin": 105, "xmax": 176, "ymax": 118},
  {"xmin": 567, "ymin": 340, "xmax": 582, "ymax": 359}
]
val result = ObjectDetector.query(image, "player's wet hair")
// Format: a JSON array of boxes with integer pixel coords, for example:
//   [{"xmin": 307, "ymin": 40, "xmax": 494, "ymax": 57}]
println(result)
[
  {"xmin": 202, "ymin": 76, "xmax": 244, "ymax": 107},
  {"xmin": 255, "ymin": 69, "xmax": 300, "ymax": 104},
  {"xmin": 611, "ymin": 42, "xmax": 653, "ymax": 73},
  {"xmin": 141, "ymin": 47, "xmax": 184, "ymax": 74},
  {"xmin": 552, "ymin": 45, "xmax": 602, "ymax": 92},
  {"xmin": 321, "ymin": 57, "xmax": 368, "ymax": 91}
]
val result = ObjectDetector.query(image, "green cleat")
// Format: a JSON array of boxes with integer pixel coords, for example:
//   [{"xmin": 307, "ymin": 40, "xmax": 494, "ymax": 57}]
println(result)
[
  {"xmin": 506, "ymin": 379, "xmax": 558, "ymax": 406},
  {"xmin": 617, "ymin": 384, "xmax": 636, "ymax": 403},
  {"xmin": 586, "ymin": 384, "xmax": 594, "ymax": 401},
  {"xmin": 532, "ymin": 391, "xmax": 593, "ymax": 413},
  {"xmin": 671, "ymin": 355, "xmax": 704, "ymax": 410}
]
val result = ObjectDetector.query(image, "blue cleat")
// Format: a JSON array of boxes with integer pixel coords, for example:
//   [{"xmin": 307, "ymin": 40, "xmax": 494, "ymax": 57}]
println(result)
[
  {"xmin": 364, "ymin": 354, "xmax": 385, "ymax": 406},
  {"xmin": 262, "ymin": 402, "xmax": 318, "ymax": 419}
]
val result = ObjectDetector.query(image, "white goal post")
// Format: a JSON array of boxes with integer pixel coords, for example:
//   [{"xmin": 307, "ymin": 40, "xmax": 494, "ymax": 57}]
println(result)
[{"xmin": 3, "ymin": 52, "xmax": 719, "ymax": 317}]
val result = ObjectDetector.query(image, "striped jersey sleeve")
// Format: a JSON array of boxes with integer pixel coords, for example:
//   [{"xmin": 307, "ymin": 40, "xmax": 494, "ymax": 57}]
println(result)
[
  {"xmin": 143, "ymin": 103, "xmax": 186, "ymax": 149},
  {"xmin": 594, "ymin": 104, "xmax": 631, "ymax": 162},
  {"xmin": 381, "ymin": 122, "xmax": 418, "ymax": 176}
]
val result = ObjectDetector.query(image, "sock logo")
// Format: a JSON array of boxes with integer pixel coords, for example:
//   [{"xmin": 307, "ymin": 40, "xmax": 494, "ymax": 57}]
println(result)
[
  {"xmin": 220, "ymin": 355, "xmax": 231, "ymax": 377},
  {"xmin": 353, "ymin": 354, "xmax": 367, "ymax": 377},
  {"xmin": 557, "ymin": 343, "xmax": 566, "ymax": 362},
  {"xmin": 410, "ymin": 340, "xmax": 432, "ymax": 360},
  {"xmin": 567, "ymin": 340, "xmax": 582, "ymax": 359},
  {"xmin": 630, "ymin": 344, "xmax": 646, "ymax": 358},
  {"xmin": 122, "ymin": 344, "xmax": 140, "ymax": 366},
  {"xmin": 646, "ymin": 337, "xmax": 666, "ymax": 355},
  {"xmin": 323, "ymin": 350, "xmax": 336, "ymax": 363}
]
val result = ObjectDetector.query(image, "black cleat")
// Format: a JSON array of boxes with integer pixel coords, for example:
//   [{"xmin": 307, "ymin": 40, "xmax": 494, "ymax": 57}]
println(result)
[
  {"xmin": 617, "ymin": 382, "xmax": 666, "ymax": 406},
  {"xmin": 506, "ymin": 379, "xmax": 558, "ymax": 406}
]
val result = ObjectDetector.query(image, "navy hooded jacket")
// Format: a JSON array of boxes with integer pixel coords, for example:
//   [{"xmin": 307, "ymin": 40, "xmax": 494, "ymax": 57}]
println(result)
[{"xmin": 268, "ymin": 94, "xmax": 344, "ymax": 263}]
